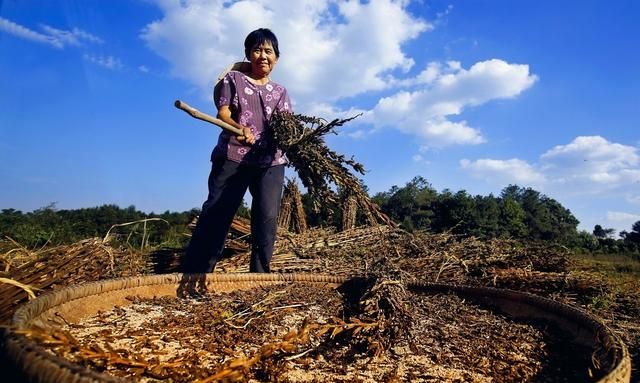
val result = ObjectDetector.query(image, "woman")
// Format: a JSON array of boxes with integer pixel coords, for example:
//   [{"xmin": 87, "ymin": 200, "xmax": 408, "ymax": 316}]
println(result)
[{"xmin": 185, "ymin": 28, "xmax": 291, "ymax": 273}]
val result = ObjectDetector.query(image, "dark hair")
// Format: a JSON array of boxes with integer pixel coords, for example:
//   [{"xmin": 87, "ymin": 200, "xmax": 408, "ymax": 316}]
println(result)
[{"xmin": 244, "ymin": 28, "xmax": 280, "ymax": 59}]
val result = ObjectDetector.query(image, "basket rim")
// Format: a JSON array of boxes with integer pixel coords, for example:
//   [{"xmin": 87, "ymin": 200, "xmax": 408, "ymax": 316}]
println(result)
[{"xmin": 6, "ymin": 272, "xmax": 631, "ymax": 383}]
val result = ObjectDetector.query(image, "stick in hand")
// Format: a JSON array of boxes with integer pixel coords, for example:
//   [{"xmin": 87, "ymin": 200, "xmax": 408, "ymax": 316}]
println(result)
[{"xmin": 174, "ymin": 100, "xmax": 243, "ymax": 136}]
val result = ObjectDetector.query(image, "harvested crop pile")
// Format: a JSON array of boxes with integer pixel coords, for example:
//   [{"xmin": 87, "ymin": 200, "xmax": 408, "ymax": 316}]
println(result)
[
  {"xmin": 270, "ymin": 111, "xmax": 392, "ymax": 226},
  {"xmin": 0, "ymin": 238, "xmax": 137, "ymax": 324},
  {"xmin": 21, "ymin": 279, "xmax": 595, "ymax": 383},
  {"xmin": 218, "ymin": 225, "xmax": 574, "ymax": 285}
]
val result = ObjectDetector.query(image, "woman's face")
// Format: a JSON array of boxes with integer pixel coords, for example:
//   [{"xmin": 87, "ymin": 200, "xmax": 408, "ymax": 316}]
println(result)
[{"xmin": 248, "ymin": 41, "xmax": 277, "ymax": 78}]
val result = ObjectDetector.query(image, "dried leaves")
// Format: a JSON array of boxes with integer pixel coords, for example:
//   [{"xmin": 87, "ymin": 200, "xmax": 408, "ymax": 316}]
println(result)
[{"xmin": 271, "ymin": 111, "xmax": 392, "ymax": 226}]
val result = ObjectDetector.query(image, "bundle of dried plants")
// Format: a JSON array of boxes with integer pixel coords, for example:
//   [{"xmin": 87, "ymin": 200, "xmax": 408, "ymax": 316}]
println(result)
[
  {"xmin": 0, "ymin": 238, "xmax": 136, "ymax": 324},
  {"xmin": 278, "ymin": 179, "xmax": 308, "ymax": 233},
  {"xmin": 270, "ymin": 111, "xmax": 393, "ymax": 227},
  {"xmin": 341, "ymin": 195, "xmax": 358, "ymax": 231}
]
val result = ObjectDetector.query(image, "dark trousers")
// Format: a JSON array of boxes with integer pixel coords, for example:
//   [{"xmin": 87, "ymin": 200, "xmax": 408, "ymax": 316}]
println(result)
[{"xmin": 184, "ymin": 158, "xmax": 285, "ymax": 273}]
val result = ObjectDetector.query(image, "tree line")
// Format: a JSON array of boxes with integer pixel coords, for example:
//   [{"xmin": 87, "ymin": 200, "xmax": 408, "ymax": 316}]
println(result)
[
  {"xmin": 0, "ymin": 204, "xmax": 192, "ymax": 249},
  {"xmin": 1, "ymin": 177, "xmax": 639, "ymax": 257}
]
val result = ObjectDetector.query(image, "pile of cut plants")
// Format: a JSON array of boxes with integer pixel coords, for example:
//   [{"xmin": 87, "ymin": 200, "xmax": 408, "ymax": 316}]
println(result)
[{"xmin": 18, "ymin": 276, "xmax": 596, "ymax": 383}]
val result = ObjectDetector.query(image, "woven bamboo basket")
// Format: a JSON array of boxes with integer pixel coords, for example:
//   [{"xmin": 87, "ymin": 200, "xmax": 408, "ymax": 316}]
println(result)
[{"xmin": 5, "ymin": 273, "xmax": 631, "ymax": 383}]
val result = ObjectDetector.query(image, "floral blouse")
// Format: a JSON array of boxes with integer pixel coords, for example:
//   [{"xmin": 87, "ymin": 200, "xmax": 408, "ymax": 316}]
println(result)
[{"xmin": 212, "ymin": 70, "xmax": 291, "ymax": 167}]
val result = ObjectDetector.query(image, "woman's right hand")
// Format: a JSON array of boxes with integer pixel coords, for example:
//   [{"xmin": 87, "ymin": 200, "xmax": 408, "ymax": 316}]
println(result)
[
  {"xmin": 237, "ymin": 126, "xmax": 255, "ymax": 145},
  {"xmin": 218, "ymin": 105, "xmax": 255, "ymax": 145}
]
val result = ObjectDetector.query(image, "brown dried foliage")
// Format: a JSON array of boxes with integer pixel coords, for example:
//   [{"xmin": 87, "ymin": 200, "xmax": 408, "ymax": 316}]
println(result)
[
  {"xmin": 278, "ymin": 179, "xmax": 308, "ymax": 234},
  {"xmin": 0, "ymin": 238, "xmax": 139, "ymax": 324},
  {"xmin": 271, "ymin": 111, "xmax": 392, "ymax": 226}
]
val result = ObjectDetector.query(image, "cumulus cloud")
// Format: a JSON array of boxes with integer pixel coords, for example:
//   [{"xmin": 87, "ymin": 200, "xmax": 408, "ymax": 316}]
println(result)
[
  {"xmin": 0, "ymin": 17, "xmax": 103, "ymax": 48},
  {"xmin": 541, "ymin": 136, "xmax": 640, "ymax": 189},
  {"xmin": 371, "ymin": 59, "xmax": 536, "ymax": 147},
  {"xmin": 460, "ymin": 158, "xmax": 545, "ymax": 186},
  {"xmin": 460, "ymin": 136, "xmax": 640, "ymax": 197},
  {"xmin": 141, "ymin": 1, "xmax": 536, "ymax": 148},
  {"xmin": 142, "ymin": 0, "xmax": 429, "ymax": 102}
]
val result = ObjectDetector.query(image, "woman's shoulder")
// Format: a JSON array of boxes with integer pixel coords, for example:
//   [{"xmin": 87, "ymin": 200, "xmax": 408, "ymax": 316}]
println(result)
[
  {"xmin": 225, "ymin": 70, "xmax": 247, "ymax": 81},
  {"xmin": 268, "ymin": 79, "xmax": 288, "ymax": 92}
]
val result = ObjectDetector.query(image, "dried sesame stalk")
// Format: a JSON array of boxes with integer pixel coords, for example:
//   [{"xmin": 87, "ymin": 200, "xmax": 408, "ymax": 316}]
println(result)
[{"xmin": 270, "ymin": 111, "xmax": 393, "ymax": 226}]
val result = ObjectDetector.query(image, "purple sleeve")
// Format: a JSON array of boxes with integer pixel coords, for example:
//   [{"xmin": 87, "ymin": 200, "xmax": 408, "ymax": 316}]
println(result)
[{"xmin": 213, "ymin": 73, "xmax": 237, "ymax": 110}]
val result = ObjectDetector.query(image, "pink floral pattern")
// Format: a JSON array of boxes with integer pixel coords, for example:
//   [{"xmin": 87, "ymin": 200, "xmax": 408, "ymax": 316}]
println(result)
[{"xmin": 213, "ymin": 70, "xmax": 291, "ymax": 166}]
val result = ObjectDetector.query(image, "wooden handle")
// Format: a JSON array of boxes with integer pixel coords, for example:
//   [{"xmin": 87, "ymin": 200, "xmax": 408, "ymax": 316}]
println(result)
[{"xmin": 174, "ymin": 100, "xmax": 243, "ymax": 135}]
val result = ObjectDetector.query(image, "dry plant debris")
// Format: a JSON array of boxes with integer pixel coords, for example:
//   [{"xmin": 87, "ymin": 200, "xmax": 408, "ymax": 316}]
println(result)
[
  {"xmin": 270, "ymin": 111, "xmax": 392, "ymax": 226},
  {"xmin": 278, "ymin": 179, "xmax": 308, "ymax": 234},
  {"xmin": 0, "ymin": 238, "xmax": 140, "ymax": 324},
  {"xmin": 21, "ymin": 280, "xmax": 591, "ymax": 383},
  {"xmin": 3, "ymin": 220, "xmax": 639, "ymax": 381}
]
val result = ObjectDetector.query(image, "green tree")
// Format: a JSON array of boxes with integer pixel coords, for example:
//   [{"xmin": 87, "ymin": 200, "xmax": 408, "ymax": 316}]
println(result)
[
  {"xmin": 623, "ymin": 221, "xmax": 640, "ymax": 245},
  {"xmin": 593, "ymin": 225, "xmax": 615, "ymax": 239},
  {"xmin": 499, "ymin": 195, "xmax": 527, "ymax": 238},
  {"xmin": 432, "ymin": 190, "xmax": 475, "ymax": 234},
  {"xmin": 470, "ymin": 195, "xmax": 501, "ymax": 238},
  {"xmin": 374, "ymin": 176, "xmax": 437, "ymax": 231}
]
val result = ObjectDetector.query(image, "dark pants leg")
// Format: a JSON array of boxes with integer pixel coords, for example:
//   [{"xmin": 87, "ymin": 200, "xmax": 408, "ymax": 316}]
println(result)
[
  {"xmin": 184, "ymin": 158, "xmax": 249, "ymax": 273},
  {"xmin": 248, "ymin": 164, "xmax": 285, "ymax": 272}
]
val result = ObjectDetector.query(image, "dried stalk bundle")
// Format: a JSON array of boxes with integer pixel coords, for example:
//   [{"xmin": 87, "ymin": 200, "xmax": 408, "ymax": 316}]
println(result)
[
  {"xmin": 277, "ymin": 189, "xmax": 292, "ymax": 231},
  {"xmin": 0, "ymin": 238, "xmax": 138, "ymax": 324},
  {"xmin": 341, "ymin": 195, "xmax": 358, "ymax": 231},
  {"xmin": 290, "ymin": 181, "xmax": 308, "ymax": 233},
  {"xmin": 271, "ymin": 111, "xmax": 392, "ymax": 226},
  {"xmin": 278, "ymin": 179, "xmax": 308, "ymax": 233}
]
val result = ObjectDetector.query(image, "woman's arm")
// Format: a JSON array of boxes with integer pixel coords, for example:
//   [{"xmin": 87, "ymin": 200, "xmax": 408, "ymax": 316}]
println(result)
[{"xmin": 217, "ymin": 105, "xmax": 255, "ymax": 145}]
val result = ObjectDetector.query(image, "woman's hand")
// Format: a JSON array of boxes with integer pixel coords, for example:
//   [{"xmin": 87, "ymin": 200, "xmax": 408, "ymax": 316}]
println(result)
[
  {"xmin": 237, "ymin": 127, "xmax": 255, "ymax": 145},
  {"xmin": 217, "ymin": 105, "xmax": 254, "ymax": 145}
]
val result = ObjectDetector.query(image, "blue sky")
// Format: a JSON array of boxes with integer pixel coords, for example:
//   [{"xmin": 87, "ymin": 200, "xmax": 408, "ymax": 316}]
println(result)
[{"xmin": 1, "ymin": 0, "xmax": 639, "ymax": 235}]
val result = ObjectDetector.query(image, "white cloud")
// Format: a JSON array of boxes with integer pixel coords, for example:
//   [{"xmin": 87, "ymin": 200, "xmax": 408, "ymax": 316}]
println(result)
[
  {"xmin": 41, "ymin": 25, "xmax": 104, "ymax": 47},
  {"xmin": 138, "ymin": 65, "xmax": 150, "ymax": 73},
  {"xmin": 0, "ymin": 17, "xmax": 61, "ymax": 48},
  {"xmin": 607, "ymin": 211, "xmax": 640, "ymax": 222},
  {"xmin": 541, "ymin": 136, "xmax": 640, "ymax": 189},
  {"xmin": 606, "ymin": 211, "xmax": 640, "ymax": 232},
  {"xmin": 460, "ymin": 158, "xmax": 546, "ymax": 186},
  {"xmin": 83, "ymin": 54, "xmax": 124, "ymax": 70},
  {"xmin": 142, "ymin": 0, "xmax": 428, "ymax": 101},
  {"xmin": 627, "ymin": 194, "xmax": 640, "ymax": 205},
  {"xmin": 371, "ymin": 59, "xmax": 536, "ymax": 147},
  {"xmin": 141, "ymin": 1, "xmax": 536, "ymax": 147},
  {"xmin": 0, "ymin": 17, "xmax": 103, "ymax": 49},
  {"xmin": 348, "ymin": 130, "xmax": 366, "ymax": 139},
  {"xmin": 460, "ymin": 136, "xmax": 640, "ymax": 206},
  {"xmin": 142, "ymin": 0, "xmax": 430, "ymax": 103},
  {"xmin": 69, "ymin": 27, "xmax": 104, "ymax": 44}
]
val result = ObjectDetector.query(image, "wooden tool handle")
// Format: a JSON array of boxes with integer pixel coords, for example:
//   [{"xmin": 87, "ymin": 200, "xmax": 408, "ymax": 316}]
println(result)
[{"xmin": 174, "ymin": 100, "xmax": 243, "ymax": 135}]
